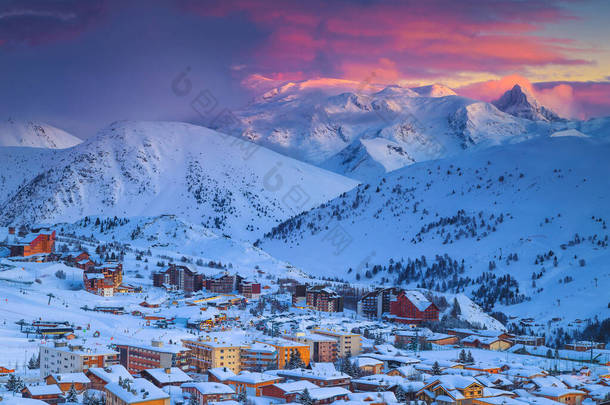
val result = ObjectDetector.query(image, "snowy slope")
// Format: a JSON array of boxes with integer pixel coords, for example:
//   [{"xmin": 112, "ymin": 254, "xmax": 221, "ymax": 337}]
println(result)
[
  {"xmin": 0, "ymin": 121, "xmax": 357, "ymax": 239},
  {"xmin": 222, "ymin": 79, "xmax": 556, "ymax": 181},
  {"xmin": 0, "ymin": 118, "xmax": 82, "ymax": 149},
  {"xmin": 57, "ymin": 215, "xmax": 309, "ymax": 281},
  {"xmin": 258, "ymin": 136, "xmax": 610, "ymax": 324}
]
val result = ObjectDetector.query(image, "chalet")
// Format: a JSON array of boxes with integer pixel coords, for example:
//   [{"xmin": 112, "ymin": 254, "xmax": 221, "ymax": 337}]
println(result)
[
  {"xmin": 357, "ymin": 287, "xmax": 401, "ymax": 319},
  {"xmin": 306, "ymin": 286, "xmax": 344, "ymax": 312},
  {"xmin": 352, "ymin": 357, "xmax": 384, "ymax": 375},
  {"xmin": 350, "ymin": 374, "xmax": 405, "ymax": 392},
  {"xmin": 307, "ymin": 386, "xmax": 351, "ymax": 404},
  {"xmin": 86, "ymin": 364, "xmax": 132, "ymax": 390},
  {"xmin": 238, "ymin": 280, "xmax": 261, "ymax": 299},
  {"xmin": 44, "ymin": 372, "xmax": 90, "ymax": 393},
  {"xmin": 261, "ymin": 380, "xmax": 319, "ymax": 402},
  {"xmin": 181, "ymin": 382, "xmax": 235, "ymax": 404},
  {"xmin": 427, "ymin": 333, "xmax": 460, "ymax": 346},
  {"xmin": 386, "ymin": 290, "xmax": 439, "ymax": 324},
  {"xmin": 534, "ymin": 387, "xmax": 587, "ymax": 404},
  {"xmin": 224, "ymin": 371, "xmax": 283, "ymax": 396},
  {"xmin": 462, "ymin": 336, "xmax": 513, "ymax": 351},
  {"xmin": 105, "ymin": 377, "xmax": 170, "ymax": 405},
  {"xmin": 207, "ymin": 367, "xmax": 236, "ymax": 383},
  {"xmin": 21, "ymin": 384, "xmax": 64, "ymax": 404},
  {"xmin": 153, "ymin": 264, "xmax": 204, "ymax": 292},
  {"xmin": 275, "ymin": 363, "xmax": 351, "ymax": 388},
  {"xmin": 141, "ymin": 367, "xmax": 192, "ymax": 388},
  {"xmin": 417, "ymin": 375, "xmax": 485, "ymax": 404}
]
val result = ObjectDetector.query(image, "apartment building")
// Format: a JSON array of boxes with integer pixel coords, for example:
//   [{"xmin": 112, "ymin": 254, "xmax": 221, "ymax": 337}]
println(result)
[
  {"xmin": 183, "ymin": 338, "xmax": 245, "ymax": 373},
  {"xmin": 39, "ymin": 340, "xmax": 119, "ymax": 377},
  {"xmin": 255, "ymin": 338, "xmax": 310, "ymax": 369},
  {"xmin": 311, "ymin": 329, "xmax": 362, "ymax": 357},
  {"xmin": 289, "ymin": 332, "xmax": 338, "ymax": 363},
  {"xmin": 116, "ymin": 340, "xmax": 191, "ymax": 374}
]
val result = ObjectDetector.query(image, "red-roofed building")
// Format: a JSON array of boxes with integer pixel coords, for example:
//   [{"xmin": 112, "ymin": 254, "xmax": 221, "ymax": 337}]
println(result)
[{"xmin": 388, "ymin": 291, "xmax": 439, "ymax": 324}]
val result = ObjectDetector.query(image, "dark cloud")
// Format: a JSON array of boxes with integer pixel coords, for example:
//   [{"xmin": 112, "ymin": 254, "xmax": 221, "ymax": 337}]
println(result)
[{"xmin": 0, "ymin": 0, "xmax": 107, "ymax": 46}]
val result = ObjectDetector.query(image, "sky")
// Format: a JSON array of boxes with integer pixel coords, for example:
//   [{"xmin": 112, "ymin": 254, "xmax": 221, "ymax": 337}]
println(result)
[{"xmin": 1, "ymin": 0, "xmax": 609, "ymax": 137}]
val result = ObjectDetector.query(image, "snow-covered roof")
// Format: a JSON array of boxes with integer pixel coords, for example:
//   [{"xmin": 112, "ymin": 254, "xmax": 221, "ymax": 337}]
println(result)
[
  {"xmin": 404, "ymin": 290, "xmax": 433, "ymax": 311},
  {"xmin": 87, "ymin": 365, "xmax": 132, "ymax": 384},
  {"xmin": 143, "ymin": 367, "xmax": 192, "ymax": 384},
  {"xmin": 309, "ymin": 386, "xmax": 350, "ymax": 400},
  {"xmin": 208, "ymin": 367, "xmax": 236, "ymax": 381},
  {"xmin": 25, "ymin": 384, "xmax": 63, "ymax": 396},
  {"xmin": 49, "ymin": 372, "xmax": 90, "ymax": 384},
  {"xmin": 273, "ymin": 380, "xmax": 318, "ymax": 393},
  {"xmin": 105, "ymin": 378, "xmax": 169, "ymax": 403},
  {"xmin": 182, "ymin": 382, "xmax": 234, "ymax": 395},
  {"xmin": 352, "ymin": 357, "xmax": 384, "ymax": 367},
  {"xmin": 226, "ymin": 371, "xmax": 282, "ymax": 384},
  {"xmin": 535, "ymin": 386, "xmax": 586, "ymax": 397}
]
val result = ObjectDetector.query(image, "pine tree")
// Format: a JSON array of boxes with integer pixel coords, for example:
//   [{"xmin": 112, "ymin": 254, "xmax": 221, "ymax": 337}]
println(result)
[
  {"xmin": 298, "ymin": 388, "xmax": 314, "ymax": 405},
  {"xmin": 287, "ymin": 350, "xmax": 306, "ymax": 369},
  {"xmin": 431, "ymin": 361, "xmax": 442, "ymax": 375},
  {"xmin": 394, "ymin": 385, "xmax": 408, "ymax": 403},
  {"xmin": 458, "ymin": 349, "xmax": 467, "ymax": 363},
  {"xmin": 27, "ymin": 353, "xmax": 40, "ymax": 369},
  {"xmin": 5, "ymin": 373, "xmax": 24, "ymax": 393},
  {"xmin": 189, "ymin": 395, "xmax": 198, "ymax": 405},
  {"xmin": 466, "ymin": 350, "xmax": 474, "ymax": 363},
  {"xmin": 65, "ymin": 384, "xmax": 78, "ymax": 402}
]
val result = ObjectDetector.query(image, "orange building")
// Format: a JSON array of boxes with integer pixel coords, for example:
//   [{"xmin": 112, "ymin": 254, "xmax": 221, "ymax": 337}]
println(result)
[
  {"xmin": 7, "ymin": 228, "xmax": 56, "ymax": 257},
  {"xmin": 44, "ymin": 372, "xmax": 91, "ymax": 392},
  {"xmin": 224, "ymin": 371, "xmax": 283, "ymax": 396},
  {"xmin": 255, "ymin": 338, "xmax": 310, "ymax": 369}
]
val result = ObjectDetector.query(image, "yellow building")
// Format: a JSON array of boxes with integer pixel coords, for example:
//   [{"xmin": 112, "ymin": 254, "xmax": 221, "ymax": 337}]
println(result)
[
  {"xmin": 312, "ymin": 329, "xmax": 362, "ymax": 357},
  {"xmin": 255, "ymin": 338, "xmax": 310, "ymax": 369},
  {"xmin": 105, "ymin": 378, "xmax": 170, "ymax": 405},
  {"xmin": 183, "ymin": 338, "xmax": 245, "ymax": 373}
]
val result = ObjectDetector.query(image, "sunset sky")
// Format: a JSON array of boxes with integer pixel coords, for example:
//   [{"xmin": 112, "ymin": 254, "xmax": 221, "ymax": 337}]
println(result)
[{"xmin": 1, "ymin": 0, "xmax": 609, "ymax": 136}]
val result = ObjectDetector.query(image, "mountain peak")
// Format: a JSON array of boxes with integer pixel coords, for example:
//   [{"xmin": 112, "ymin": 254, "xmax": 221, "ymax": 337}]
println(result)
[
  {"xmin": 492, "ymin": 84, "xmax": 561, "ymax": 122},
  {"xmin": 0, "ymin": 118, "xmax": 82, "ymax": 149},
  {"xmin": 411, "ymin": 84, "xmax": 457, "ymax": 97}
]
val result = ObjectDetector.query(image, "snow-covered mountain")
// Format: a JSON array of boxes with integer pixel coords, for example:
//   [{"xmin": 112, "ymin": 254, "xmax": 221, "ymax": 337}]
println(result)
[
  {"xmin": 221, "ymin": 79, "xmax": 554, "ymax": 181},
  {"xmin": 0, "ymin": 121, "xmax": 357, "ymax": 239},
  {"xmin": 0, "ymin": 118, "xmax": 82, "ymax": 149},
  {"xmin": 492, "ymin": 84, "xmax": 562, "ymax": 122},
  {"xmin": 257, "ymin": 135, "xmax": 610, "ymax": 324},
  {"xmin": 411, "ymin": 84, "xmax": 457, "ymax": 97}
]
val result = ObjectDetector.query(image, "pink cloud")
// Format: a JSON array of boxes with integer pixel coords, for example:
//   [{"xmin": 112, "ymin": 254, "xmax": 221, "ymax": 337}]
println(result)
[{"xmin": 177, "ymin": 0, "xmax": 590, "ymax": 81}]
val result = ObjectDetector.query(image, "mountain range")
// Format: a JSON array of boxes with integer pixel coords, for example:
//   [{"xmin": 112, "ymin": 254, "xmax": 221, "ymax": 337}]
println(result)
[{"xmin": 1, "ymin": 80, "xmax": 609, "ymax": 327}]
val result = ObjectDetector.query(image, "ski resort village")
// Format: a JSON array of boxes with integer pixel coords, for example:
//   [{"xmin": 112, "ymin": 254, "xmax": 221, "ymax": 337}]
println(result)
[
  {"xmin": 2, "ymin": 1, "xmax": 610, "ymax": 404},
  {"xmin": 0, "ymin": 219, "xmax": 608, "ymax": 405}
]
